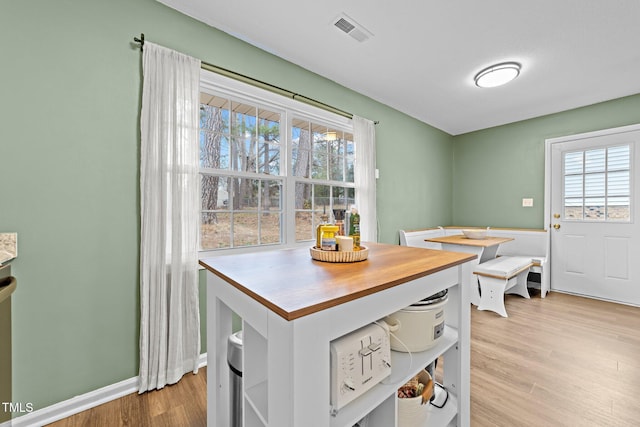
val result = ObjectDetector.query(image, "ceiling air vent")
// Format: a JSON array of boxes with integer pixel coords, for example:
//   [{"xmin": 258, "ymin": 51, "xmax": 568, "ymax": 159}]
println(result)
[{"xmin": 333, "ymin": 14, "xmax": 372, "ymax": 42}]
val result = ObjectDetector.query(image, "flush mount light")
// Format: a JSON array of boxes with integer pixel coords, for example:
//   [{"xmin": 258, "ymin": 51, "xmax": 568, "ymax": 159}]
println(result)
[{"xmin": 474, "ymin": 62, "xmax": 521, "ymax": 88}]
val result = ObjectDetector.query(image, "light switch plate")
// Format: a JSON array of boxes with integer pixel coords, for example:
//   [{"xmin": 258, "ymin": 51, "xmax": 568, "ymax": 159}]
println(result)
[{"xmin": 522, "ymin": 198, "xmax": 534, "ymax": 207}]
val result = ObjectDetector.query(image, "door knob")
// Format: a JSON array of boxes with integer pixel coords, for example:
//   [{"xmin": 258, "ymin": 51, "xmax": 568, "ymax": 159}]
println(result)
[
  {"xmin": 553, "ymin": 213, "xmax": 560, "ymax": 219},
  {"xmin": 553, "ymin": 223, "xmax": 561, "ymax": 230}
]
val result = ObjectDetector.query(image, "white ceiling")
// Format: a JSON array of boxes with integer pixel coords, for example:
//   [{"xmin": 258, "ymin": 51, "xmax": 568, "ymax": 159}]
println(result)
[{"xmin": 158, "ymin": 0, "xmax": 640, "ymax": 135}]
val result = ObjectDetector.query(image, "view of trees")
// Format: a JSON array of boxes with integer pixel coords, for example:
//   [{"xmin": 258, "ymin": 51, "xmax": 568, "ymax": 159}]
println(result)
[
  {"xmin": 199, "ymin": 94, "xmax": 355, "ymax": 249},
  {"xmin": 199, "ymin": 98, "xmax": 282, "ymax": 248},
  {"xmin": 200, "ymin": 100, "xmax": 280, "ymax": 212}
]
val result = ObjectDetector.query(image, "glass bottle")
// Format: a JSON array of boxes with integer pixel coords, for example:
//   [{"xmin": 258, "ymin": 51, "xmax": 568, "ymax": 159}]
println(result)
[{"xmin": 348, "ymin": 207, "xmax": 360, "ymax": 250}]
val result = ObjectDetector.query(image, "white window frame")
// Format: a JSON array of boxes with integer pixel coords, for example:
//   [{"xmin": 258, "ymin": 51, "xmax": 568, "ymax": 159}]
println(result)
[
  {"xmin": 199, "ymin": 69, "xmax": 354, "ymax": 257},
  {"xmin": 561, "ymin": 143, "xmax": 632, "ymax": 222}
]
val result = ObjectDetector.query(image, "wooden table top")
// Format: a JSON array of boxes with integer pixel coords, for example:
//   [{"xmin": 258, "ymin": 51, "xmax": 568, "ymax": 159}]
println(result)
[
  {"xmin": 425, "ymin": 234, "xmax": 513, "ymax": 247},
  {"xmin": 200, "ymin": 242, "xmax": 476, "ymax": 321}
]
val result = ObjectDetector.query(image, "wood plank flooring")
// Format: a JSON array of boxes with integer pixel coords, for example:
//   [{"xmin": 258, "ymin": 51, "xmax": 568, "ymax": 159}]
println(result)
[
  {"xmin": 48, "ymin": 290, "xmax": 640, "ymax": 426},
  {"xmin": 470, "ymin": 289, "xmax": 640, "ymax": 427},
  {"xmin": 46, "ymin": 368, "xmax": 207, "ymax": 427}
]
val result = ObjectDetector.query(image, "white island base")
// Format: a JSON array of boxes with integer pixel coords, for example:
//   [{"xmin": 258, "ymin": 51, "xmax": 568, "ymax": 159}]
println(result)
[{"xmin": 201, "ymin": 243, "xmax": 474, "ymax": 427}]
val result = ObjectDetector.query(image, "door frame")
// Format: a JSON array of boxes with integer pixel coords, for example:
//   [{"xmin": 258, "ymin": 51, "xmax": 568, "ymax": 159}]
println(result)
[{"xmin": 544, "ymin": 123, "xmax": 640, "ymax": 293}]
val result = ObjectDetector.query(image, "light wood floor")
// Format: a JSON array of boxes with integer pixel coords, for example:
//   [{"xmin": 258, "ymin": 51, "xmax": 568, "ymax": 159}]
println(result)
[
  {"xmin": 48, "ymin": 290, "xmax": 640, "ymax": 426},
  {"xmin": 470, "ymin": 289, "xmax": 640, "ymax": 427},
  {"xmin": 47, "ymin": 368, "xmax": 207, "ymax": 427}
]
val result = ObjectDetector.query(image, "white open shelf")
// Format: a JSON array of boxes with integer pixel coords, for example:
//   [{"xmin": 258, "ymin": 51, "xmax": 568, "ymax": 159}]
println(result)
[
  {"xmin": 243, "ymin": 322, "xmax": 268, "ymax": 424},
  {"xmin": 330, "ymin": 326, "xmax": 459, "ymax": 427},
  {"xmin": 245, "ymin": 380, "xmax": 269, "ymax": 426},
  {"xmin": 420, "ymin": 386, "xmax": 458, "ymax": 427}
]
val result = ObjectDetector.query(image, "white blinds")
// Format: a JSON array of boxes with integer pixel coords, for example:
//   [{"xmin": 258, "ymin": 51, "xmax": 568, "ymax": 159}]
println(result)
[{"xmin": 563, "ymin": 145, "xmax": 630, "ymax": 221}]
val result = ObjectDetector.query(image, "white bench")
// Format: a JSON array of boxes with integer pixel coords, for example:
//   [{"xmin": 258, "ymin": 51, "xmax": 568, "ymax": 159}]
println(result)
[
  {"xmin": 398, "ymin": 227, "xmax": 445, "ymax": 249},
  {"xmin": 473, "ymin": 256, "xmax": 533, "ymax": 317},
  {"xmin": 440, "ymin": 227, "xmax": 549, "ymax": 298},
  {"xmin": 488, "ymin": 228, "xmax": 549, "ymax": 298}
]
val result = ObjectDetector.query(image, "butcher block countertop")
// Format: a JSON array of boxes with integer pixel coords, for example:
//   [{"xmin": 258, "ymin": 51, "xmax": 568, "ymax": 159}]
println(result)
[
  {"xmin": 426, "ymin": 234, "xmax": 513, "ymax": 247},
  {"xmin": 200, "ymin": 242, "xmax": 476, "ymax": 321}
]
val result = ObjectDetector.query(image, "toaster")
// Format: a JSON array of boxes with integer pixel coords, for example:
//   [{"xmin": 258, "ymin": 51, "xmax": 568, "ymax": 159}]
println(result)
[{"xmin": 330, "ymin": 322, "xmax": 391, "ymax": 412}]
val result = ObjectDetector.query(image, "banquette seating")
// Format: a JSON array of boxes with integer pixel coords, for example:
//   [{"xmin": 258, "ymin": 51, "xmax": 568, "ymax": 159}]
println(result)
[
  {"xmin": 398, "ymin": 226, "xmax": 446, "ymax": 249},
  {"xmin": 398, "ymin": 226, "xmax": 550, "ymax": 299}
]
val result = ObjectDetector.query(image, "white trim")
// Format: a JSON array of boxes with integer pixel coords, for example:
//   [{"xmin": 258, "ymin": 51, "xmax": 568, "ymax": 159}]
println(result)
[
  {"xmin": 550, "ymin": 289, "xmax": 640, "ymax": 308},
  {"xmin": 544, "ymin": 123, "xmax": 640, "ymax": 230},
  {"xmin": 545, "ymin": 123, "xmax": 640, "ymax": 145},
  {"xmin": 200, "ymin": 69, "xmax": 352, "ymax": 129},
  {"xmin": 1, "ymin": 353, "xmax": 207, "ymax": 427},
  {"xmin": 544, "ymin": 123, "xmax": 640, "ymax": 299}
]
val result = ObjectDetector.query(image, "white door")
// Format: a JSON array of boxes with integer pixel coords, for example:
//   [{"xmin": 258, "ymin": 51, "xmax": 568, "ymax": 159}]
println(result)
[{"xmin": 548, "ymin": 125, "xmax": 640, "ymax": 305}]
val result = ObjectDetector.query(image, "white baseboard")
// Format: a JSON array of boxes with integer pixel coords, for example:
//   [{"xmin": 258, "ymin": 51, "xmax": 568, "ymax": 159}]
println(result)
[
  {"xmin": 1, "ymin": 353, "xmax": 207, "ymax": 427},
  {"xmin": 198, "ymin": 351, "xmax": 208, "ymax": 368}
]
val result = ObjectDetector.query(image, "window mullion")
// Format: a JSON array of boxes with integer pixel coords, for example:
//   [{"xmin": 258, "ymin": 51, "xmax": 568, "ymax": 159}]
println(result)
[
  {"xmin": 582, "ymin": 151, "xmax": 586, "ymax": 220},
  {"xmin": 605, "ymin": 148, "xmax": 609, "ymax": 219},
  {"xmin": 284, "ymin": 111, "xmax": 298, "ymax": 246}
]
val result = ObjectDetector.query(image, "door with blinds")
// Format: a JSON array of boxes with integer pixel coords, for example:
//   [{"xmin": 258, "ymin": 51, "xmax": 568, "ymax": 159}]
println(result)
[{"xmin": 549, "ymin": 125, "xmax": 640, "ymax": 305}]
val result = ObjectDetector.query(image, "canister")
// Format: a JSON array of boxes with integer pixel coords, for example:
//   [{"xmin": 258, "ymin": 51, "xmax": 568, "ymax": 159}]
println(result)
[{"xmin": 321, "ymin": 225, "xmax": 339, "ymax": 251}]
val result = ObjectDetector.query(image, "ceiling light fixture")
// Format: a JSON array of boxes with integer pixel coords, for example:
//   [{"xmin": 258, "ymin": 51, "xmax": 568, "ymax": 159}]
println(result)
[{"xmin": 474, "ymin": 62, "xmax": 521, "ymax": 88}]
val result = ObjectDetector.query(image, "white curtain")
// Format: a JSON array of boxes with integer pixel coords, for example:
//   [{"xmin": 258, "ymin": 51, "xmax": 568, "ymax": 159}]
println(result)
[
  {"xmin": 138, "ymin": 42, "xmax": 201, "ymax": 392},
  {"xmin": 353, "ymin": 115, "xmax": 378, "ymax": 242}
]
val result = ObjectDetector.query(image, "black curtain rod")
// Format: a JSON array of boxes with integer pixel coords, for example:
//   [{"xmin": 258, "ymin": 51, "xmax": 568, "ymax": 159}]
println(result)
[{"xmin": 133, "ymin": 33, "xmax": 379, "ymax": 124}]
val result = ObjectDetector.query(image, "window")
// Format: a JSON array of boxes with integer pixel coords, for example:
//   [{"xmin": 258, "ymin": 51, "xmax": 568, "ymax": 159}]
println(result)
[
  {"xmin": 291, "ymin": 119, "xmax": 355, "ymax": 242},
  {"xmin": 199, "ymin": 72, "xmax": 354, "ymax": 251},
  {"xmin": 199, "ymin": 96, "xmax": 284, "ymax": 249},
  {"xmin": 563, "ymin": 144, "xmax": 631, "ymax": 221}
]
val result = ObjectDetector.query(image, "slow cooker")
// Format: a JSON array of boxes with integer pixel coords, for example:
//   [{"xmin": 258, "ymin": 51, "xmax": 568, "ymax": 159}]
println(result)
[{"xmin": 383, "ymin": 290, "xmax": 448, "ymax": 352}]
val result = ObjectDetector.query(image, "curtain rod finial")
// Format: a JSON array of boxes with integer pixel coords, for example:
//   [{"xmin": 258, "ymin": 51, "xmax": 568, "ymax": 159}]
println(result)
[{"xmin": 134, "ymin": 33, "xmax": 145, "ymax": 51}]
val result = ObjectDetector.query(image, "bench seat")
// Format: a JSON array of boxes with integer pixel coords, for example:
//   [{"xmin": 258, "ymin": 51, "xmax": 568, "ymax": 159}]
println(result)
[
  {"xmin": 474, "ymin": 256, "xmax": 533, "ymax": 317},
  {"xmin": 489, "ymin": 228, "xmax": 549, "ymax": 298}
]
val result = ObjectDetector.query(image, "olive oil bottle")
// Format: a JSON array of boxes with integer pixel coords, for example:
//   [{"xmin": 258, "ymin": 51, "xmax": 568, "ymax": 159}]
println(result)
[{"xmin": 348, "ymin": 208, "xmax": 360, "ymax": 250}]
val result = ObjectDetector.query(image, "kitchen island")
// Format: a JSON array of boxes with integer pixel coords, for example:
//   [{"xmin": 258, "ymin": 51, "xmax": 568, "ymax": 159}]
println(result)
[{"xmin": 201, "ymin": 242, "xmax": 476, "ymax": 427}]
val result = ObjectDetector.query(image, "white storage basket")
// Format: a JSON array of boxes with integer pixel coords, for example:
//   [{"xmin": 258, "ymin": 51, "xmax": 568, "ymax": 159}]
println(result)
[{"xmin": 397, "ymin": 369, "xmax": 433, "ymax": 427}]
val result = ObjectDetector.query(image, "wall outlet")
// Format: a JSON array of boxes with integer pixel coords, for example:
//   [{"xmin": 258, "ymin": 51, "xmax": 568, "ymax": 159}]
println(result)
[{"xmin": 522, "ymin": 198, "xmax": 534, "ymax": 207}]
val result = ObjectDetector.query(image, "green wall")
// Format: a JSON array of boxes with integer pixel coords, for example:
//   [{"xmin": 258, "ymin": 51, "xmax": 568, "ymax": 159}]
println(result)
[
  {"xmin": 0, "ymin": 0, "xmax": 452, "ymax": 415},
  {"xmin": 452, "ymin": 94, "xmax": 640, "ymax": 228},
  {"xmin": 377, "ymin": 110, "xmax": 454, "ymax": 238}
]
